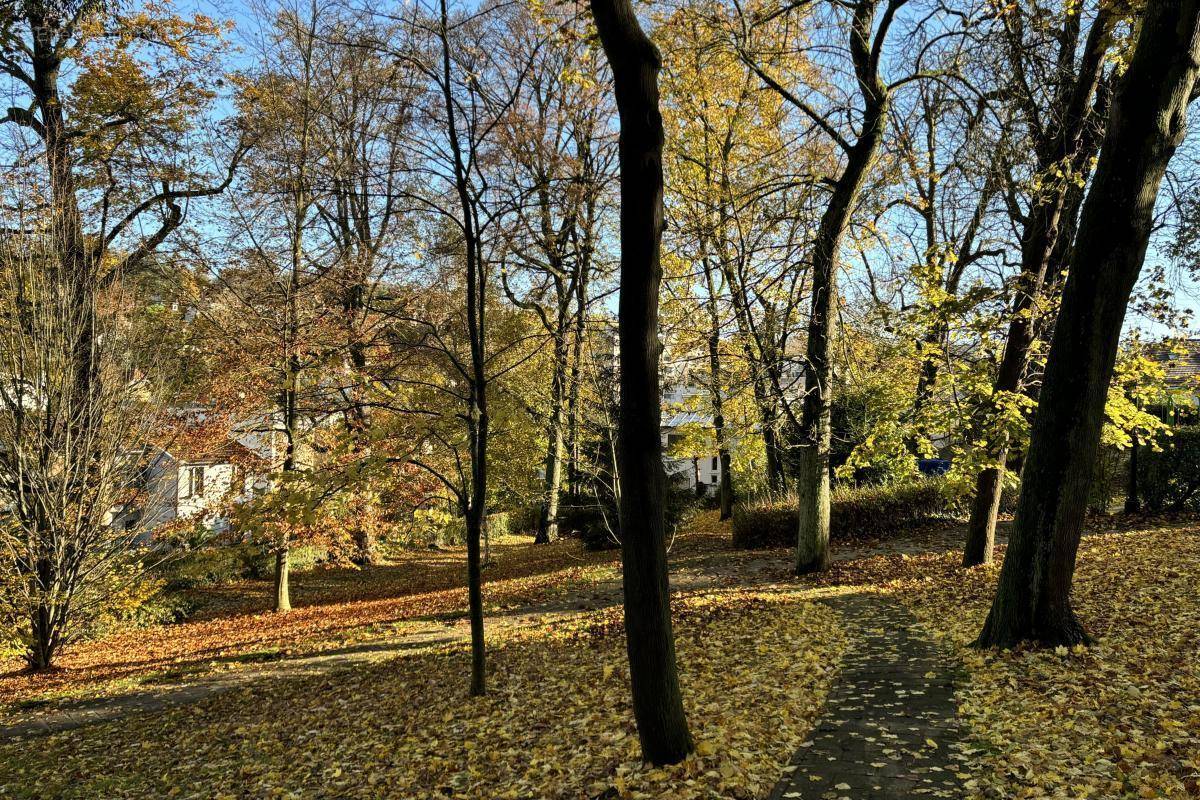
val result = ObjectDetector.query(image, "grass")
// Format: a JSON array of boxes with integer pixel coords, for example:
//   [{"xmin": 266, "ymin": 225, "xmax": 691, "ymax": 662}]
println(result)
[
  {"xmin": 897, "ymin": 522, "xmax": 1200, "ymax": 799},
  {"xmin": 0, "ymin": 589, "xmax": 846, "ymax": 800},
  {"xmin": 0, "ymin": 519, "xmax": 740, "ymax": 717}
]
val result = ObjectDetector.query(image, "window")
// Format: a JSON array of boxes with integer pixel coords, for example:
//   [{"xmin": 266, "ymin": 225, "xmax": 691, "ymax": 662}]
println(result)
[
  {"xmin": 711, "ymin": 456, "xmax": 719, "ymax": 471},
  {"xmin": 184, "ymin": 465, "xmax": 205, "ymax": 498}
]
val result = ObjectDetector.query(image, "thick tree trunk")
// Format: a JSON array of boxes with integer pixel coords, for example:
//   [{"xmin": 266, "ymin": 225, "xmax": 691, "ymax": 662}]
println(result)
[
  {"xmin": 590, "ymin": 0, "xmax": 692, "ymax": 765},
  {"xmin": 977, "ymin": 0, "xmax": 1200, "ymax": 648},
  {"xmin": 761, "ymin": 401, "xmax": 784, "ymax": 493}
]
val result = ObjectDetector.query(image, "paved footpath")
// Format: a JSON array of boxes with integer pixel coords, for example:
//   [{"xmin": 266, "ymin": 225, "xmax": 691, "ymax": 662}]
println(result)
[{"xmin": 769, "ymin": 593, "xmax": 969, "ymax": 800}]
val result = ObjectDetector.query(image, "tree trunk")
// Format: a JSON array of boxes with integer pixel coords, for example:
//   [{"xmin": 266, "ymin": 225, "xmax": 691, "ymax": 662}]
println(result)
[
  {"xmin": 465, "ymin": 490, "xmax": 486, "ymax": 696},
  {"xmin": 701, "ymin": 260, "xmax": 733, "ymax": 519},
  {"xmin": 976, "ymin": 0, "xmax": 1200, "ymax": 648},
  {"xmin": 274, "ymin": 548, "xmax": 291, "ymax": 613},
  {"xmin": 537, "ymin": 321, "xmax": 570, "ymax": 543},
  {"xmin": 589, "ymin": 0, "xmax": 693, "ymax": 765},
  {"xmin": 964, "ymin": 7, "xmax": 1114, "ymax": 564},
  {"xmin": 760, "ymin": 404, "xmax": 784, "ymax": 493},
  {"xmin": 1125, "ymin": 430, "xmax": 1141, "ymax": 514},
  {"xmin": 437, "ymin": 0, "xmax": 490, "ymax": 696},
  {"xmin": 565, "ymin": 271, "xmax": 588, "ymax": 501},
  {"xmin": 962, "ymin": 461, "xmax": 1003, "ymax": 566},
  {"xmin": 796, "ymin": 0, "xmax": 890, "ymax": 575}
]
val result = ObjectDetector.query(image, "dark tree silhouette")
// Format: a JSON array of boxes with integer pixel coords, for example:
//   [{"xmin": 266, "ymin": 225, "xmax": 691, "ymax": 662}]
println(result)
[
  {"xmin": 588, "ymin": 0, "xmax": 694, "ymax": 765},
  {"xmin": 977, "ymin": 0, "xmax": 1200, "ymax": 648}
]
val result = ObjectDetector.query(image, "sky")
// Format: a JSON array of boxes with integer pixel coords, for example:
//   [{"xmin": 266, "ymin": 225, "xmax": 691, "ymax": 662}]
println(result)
[{"xmin": 171, "ymin": 0, "xmax": 1200, "ymax": 343}]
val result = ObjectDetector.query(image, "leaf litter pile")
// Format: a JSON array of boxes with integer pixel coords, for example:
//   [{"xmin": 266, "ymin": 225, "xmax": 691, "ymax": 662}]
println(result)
[{"xmin": 0, "ymin": 590, "xmax": 846, "ymax": 799}]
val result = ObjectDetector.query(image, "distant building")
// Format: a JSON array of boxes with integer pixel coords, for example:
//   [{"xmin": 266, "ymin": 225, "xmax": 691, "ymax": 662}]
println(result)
[
  {"xmin": 1147, "ymin": 338, "xmax": 1200, "ymax": 421},
  {"xmin": 108, "ymin": 410, "xmax": 311, "ymax": 539},
  {"xmin": 661, "ymin": 385, "xmax": 723, "ymax": 494}
]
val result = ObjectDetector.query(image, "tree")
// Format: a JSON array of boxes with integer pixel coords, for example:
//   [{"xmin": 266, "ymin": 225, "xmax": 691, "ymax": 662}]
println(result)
[
  {"xmin": 0, "ymin": 0, "xmax": 238, "ymax": 668},
  {"xmin": 206, "ymin": 2, "xmax": 341, "ymax": 613},
  {"xmin": 357, "ymin": 0, "xmax": 539, "ymax": 695},
  {"xmin": 497, "ymin": 8, "xmax": 615, "ymax": 543},
  {"xmin": 976, "ymin": 0, "xmax": 1200, "ymax": 648},
  {"xmin": 962, "ymin": 0, "xmax": 1118, "ymax": 566},
  {"xmin": 658, "ymin": 0, "xmax": 819, "ymax": 508},
  {"xmin": 312, "ymin": 9, "xmax": 418, "ymax": 565},
  {"xmin": 737, "ymin": 0, "xmax": 945, "ymax": 573},
  {"xmin": 588, "ymin": 0, "xmax": 694, "ymax": 765}
]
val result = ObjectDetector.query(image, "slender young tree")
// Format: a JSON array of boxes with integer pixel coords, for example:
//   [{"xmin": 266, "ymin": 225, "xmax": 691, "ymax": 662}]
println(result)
[
  {"xmin": 976, "ymin": 0, "xmax": 1200, "ymax": 648},
  {"xmin": 588, "ymin": 0, "xmax": 694, "ymax": 765}
]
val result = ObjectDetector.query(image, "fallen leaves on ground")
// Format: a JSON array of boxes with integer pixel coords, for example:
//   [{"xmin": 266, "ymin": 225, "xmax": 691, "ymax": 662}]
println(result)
[
  {"xmin": 0, "ymin": 589, "xmax": 846, "ymax": 800},
  {"xmin": 898, "ymin": 522, "xmax": 1200, "ymax": 799},
  {"xmin": 0, "ymin": 514, "xmax": 743, "ymax": 715},
  {"xmin": 0, "ymin": 535, "xmax": 624, "ymax": 712}
]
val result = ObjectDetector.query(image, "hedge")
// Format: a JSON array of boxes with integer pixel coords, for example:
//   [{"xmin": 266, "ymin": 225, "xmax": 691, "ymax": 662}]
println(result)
[
  {"xmin": 730, "ymin": 478, "xmax": 962, "ymax": 549},
  {"xmin": 438, "ymin": 512, "xmax": 512, "ymax": 546},
  {"xmin": 159, "ymin": 543, "xmax": 327, "ymax": 590},
  {"xmin": 1137, "ymin": 425, "xmax": 1200, "ymax": 512}
]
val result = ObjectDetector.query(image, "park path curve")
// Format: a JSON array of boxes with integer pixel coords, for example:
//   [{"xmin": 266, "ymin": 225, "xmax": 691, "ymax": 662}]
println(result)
[{"xmin": 769, "ymin": 593, "xmax": 969, "ymax": 800}]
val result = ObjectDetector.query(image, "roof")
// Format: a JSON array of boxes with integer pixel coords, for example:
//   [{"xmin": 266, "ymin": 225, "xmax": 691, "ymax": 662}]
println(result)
[
  {"xmin": 161, "ymin": 438, "xmax": 269, "ymax": 467},
  {"xmin": 1150, "ymin": 339, "xmax": 1200, "ymax": 387}
]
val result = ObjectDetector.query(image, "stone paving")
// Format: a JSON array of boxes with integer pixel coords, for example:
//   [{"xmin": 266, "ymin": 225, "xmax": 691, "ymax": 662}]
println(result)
[{"xmin": 769, "ymin": 593, "xmax": 969, "ymax": 800}]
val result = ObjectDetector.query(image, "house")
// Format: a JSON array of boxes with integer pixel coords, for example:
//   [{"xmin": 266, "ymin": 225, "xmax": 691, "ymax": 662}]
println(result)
[
  {"xmin": 1147, "ymin": 338, "xmax": 1200, "ymax": 422},
  {"xmin": 109, "ymin": 410, "xmax": 306, "ymax": 538},
  {"xmin": 661, "ymin": 385, "xmax": 724, "ymax": 495}
]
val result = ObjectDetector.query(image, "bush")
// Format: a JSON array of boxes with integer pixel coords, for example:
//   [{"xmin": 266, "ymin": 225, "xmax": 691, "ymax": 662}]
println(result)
[
  {"xmin": 158, "ymin": 543, "xmax": 327, "ymax": 589},
  {"xmin": 438, "ymin": 512, "xmax": 512, "ymax": 547},
  {"xmin": 558, "ymin": 475, "xmax": 700, "ymax": 551},
  {"xmin": 1138, "ymin": 425, "xmax": 1200, "ymax": 512},
  {"xmin": 558, "ymin": 502, "xmax": 620, "ymax": 551},
  {"xmin": 507, "ymin": 503, "xmax": 541, "ymax": 536},
  {"xmin": 158, "ymin": 544, "xmax": 262, "ymax": 590},
  {"xmin": 731, "ymin": 478, "xmax": 962, "ymax": 549}
]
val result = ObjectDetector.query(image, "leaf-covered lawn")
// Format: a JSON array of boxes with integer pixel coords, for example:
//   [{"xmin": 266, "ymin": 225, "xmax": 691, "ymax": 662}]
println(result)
[
  {"xmin": 0, "ymin": 514, "xmax": 756, "ymax": 716},
  {"xmin": 900, "ymin": 522, "xmax": 1200, "ymax": 799},
  {"xmin": 0, "ymin": 590, "xmax": 845, "ymax": 800},
  {"xmin": 0, "ymin": 534, "xmax": 627, "ymax": 713}
]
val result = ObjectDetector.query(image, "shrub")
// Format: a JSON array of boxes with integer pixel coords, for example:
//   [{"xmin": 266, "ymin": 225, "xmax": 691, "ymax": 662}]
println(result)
[
  {"xmin": 1138, "ymin": 425, "xmax": 1200, "ymax": 512},
  {"xmin": 507, "ymin": 503, "xmax": 541, "ymax": 536},
  {"xmin": 558, "ymin": 474, "xmax": 699, "ymax": 551},
  {"xmin": 437, "ymin": 512, "xmax": 512, "ymax": 547},
  {"xmin": 559, "ymin": 502, "xmax": 621, "ymax": 551},
  {"xmin": 158, "ymin": 544, "xmax": 261, "ymax": 590},
  {"xmin": 158, "ymin": 543, "xmax": 327, "ymax": 589},
  {"xmin": 731, "ymin": 477, "xmax": 962, "ymax": 549}
]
